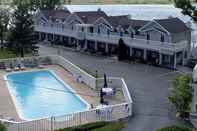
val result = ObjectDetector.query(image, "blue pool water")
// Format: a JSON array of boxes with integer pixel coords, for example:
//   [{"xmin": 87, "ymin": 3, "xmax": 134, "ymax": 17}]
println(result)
[{"xmin": 6, "ymin": 70, "xmax": 88, "ymax": 120}]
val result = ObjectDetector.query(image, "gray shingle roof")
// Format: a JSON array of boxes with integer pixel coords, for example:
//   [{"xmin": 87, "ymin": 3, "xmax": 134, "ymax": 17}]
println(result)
[
  {"xmin": 129, "ymin": 19, "xmax": 150, "ymax": 30},
  {"xmin": 107, "ymin": 15, "xmax": 131, "ymax": 29},
  {"xmin": 155, "ymin": 17, "xmax": 190, "ymax": 33},
  {"xmin": 41, "ymin": 9, "xmax": 71, "ymax": 21},
  {"xmin": 74, "ymin": 11, "xmax": 108, "ymax": 24}
]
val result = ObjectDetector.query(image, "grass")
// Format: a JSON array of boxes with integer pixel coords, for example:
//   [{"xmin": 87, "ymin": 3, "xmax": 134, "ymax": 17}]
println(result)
[
  {"xmin": 0, "ymin": 49, "xmax": 32, "ymax": 59},
  {"xmin": 0, "ymin": 49, "xmax": 17, "ymax": 59},
  {"xmin": 56, "ymin": 121, "xmax": 125, "ymax": 131},
  {"xmin": 157, "ymin": 125, "xmax": 194, "ymax": 131},
  {"xmin": 66, "ymin": 0, "xmax": 172, "ymax": 4}
]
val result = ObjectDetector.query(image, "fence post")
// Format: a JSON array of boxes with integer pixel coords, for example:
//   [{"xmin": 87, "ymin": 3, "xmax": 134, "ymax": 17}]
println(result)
[
  {"xmin": 51, "ymin": 116, "xmax": 54, "ymax": 131},
  {"xmin": 79, "ymin": 112, "xmax": 82, "ymax": 125}
]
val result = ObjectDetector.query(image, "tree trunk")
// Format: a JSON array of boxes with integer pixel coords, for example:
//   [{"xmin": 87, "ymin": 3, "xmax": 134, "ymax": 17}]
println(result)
[
  {"xmin": 21, "ymin": 47, "xmax": 24, "ymax": 57},
  {"xmin": 1, "ymin": 34, "xmax": 3, "ymax": 51}
]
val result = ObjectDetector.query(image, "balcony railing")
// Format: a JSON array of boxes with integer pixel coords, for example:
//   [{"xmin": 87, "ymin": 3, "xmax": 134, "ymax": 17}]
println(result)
[
  {"xmin": 85, "ymin": 32, "xmax": 187, "ymax": 54},
  {"xmin": 34, "ymin": 24, "xmax": 188, "ymax": 54}
]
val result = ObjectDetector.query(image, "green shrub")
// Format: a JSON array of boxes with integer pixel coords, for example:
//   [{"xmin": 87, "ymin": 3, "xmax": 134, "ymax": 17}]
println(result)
[
  {"xmin": 56, "ymin": 121, "xmax": 124, "ymax": 131},
  {"xmin": 157, "ymin": 125, "xmax": 193, "ymax": 131},
  {"xmin": 0, "ymin": 123, "xmax": 7, "ymax": 131}
]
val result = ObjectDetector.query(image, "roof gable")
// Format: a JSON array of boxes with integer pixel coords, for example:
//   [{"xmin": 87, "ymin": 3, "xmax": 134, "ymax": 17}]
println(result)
[
  {"xmin": 74, "ymin": 11, "xmax": 108, "ymax": 24},
  {"xmin": 139, "ymin": 20, "xmax": 170, "ymax": 35},
  {"xmin": 154, "ymin": 17, "xmax": 190, "ymax": 33},
  {"xmin": 40, "ymin": 9, "xmax": 71, "ymax": 21}
]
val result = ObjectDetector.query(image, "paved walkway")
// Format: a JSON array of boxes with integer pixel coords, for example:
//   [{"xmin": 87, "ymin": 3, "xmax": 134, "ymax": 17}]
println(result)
[{"xmin": 39, "ymin": 44, "xmax": 192, "ymax": 131}]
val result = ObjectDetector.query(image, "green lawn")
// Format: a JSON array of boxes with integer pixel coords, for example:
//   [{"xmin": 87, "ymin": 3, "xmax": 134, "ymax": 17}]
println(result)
[
  {"xmin": 0, "ymin": 50, "xmax": 17, "ymax": 59},
  {"xmin": 0, "ymin": 49, "xmax": 32, "ymax": 59},
  {"xmin": 56, "ymin": 121, "xmax": 125, "ymax": 131}
]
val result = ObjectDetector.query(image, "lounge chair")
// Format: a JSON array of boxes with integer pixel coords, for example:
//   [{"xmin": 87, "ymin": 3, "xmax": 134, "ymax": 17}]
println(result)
[
  {"xmin": 6, "ymin": 67, "xmax": 12, "ymax": 72},
  {"xmin": 38, "ymin": 64, "xmax": 45, "ymax": 69},
  {"xmin": 14, "ymin": 66, "xmax": 20, "ymax": 71},
  {"xmin": 20, "ymin": 65, "xmax": 26, "ymax": 70}
]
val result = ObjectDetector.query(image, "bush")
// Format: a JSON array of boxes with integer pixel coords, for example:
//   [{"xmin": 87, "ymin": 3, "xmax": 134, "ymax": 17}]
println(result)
[
  {"xmin": 56, "ymin": 121, "xmax": 124, "ymax": 131},
  {"xmin": 0, "ymin": 123, "xmax": 7, "ymax": 131},
  {"xmin": 157, "ymin": 125, "xmax": 193, "ymax": 131}
]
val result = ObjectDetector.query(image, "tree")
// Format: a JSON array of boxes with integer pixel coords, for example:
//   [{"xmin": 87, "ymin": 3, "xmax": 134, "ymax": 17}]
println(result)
[
  {"xmin": 0, "ymin": 8, "xmax": 9, "ymax": 50},
  {"xmin": 8, "ymin": 1, "xmax": 38, "ymax": 57},
  {"xmin": 168, "ymin": 74, "xmax": 192, "ymax": 118},
  {"xmin": 117, "ymin": 38, "xmax": 128, "ymax": 61},
  {"xmin": 174, "ymin": 0, "xmax": 197, "ymax": 21},
  {"xmin": 0, "ymin": 122, "xmax": 6, "ymax": 131},
  {"xmin": 12, "ymin": 0, "xmax": 62, "ymax": 10}
]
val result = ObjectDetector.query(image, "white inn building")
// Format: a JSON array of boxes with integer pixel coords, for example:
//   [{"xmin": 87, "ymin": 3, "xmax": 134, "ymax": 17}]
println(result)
[{"xmin": 33, "ymin": 8, "xmax": 191, "ymax": 69}]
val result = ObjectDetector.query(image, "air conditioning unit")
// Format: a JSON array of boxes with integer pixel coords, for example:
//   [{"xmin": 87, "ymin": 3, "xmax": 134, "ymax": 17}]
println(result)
[{"xmin": 193, "ymin": 64, "xmax": 197, "ymax": 83}]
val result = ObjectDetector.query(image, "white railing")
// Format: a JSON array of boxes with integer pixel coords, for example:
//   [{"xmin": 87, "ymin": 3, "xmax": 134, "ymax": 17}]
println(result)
[
  {"xmin": 0, "ymin": 55, "xmax": 133, "ymax": 131},
  {"xmin": 85, "ymin": 32, "xmax": 188, "ymax": 53},
  {"xmin": 1, "ymin": 102, "xmax": 131, "ymax": 131},
  {"xmin": 34, "ymin": 24, "xmax": 77, "ymax": 38}
]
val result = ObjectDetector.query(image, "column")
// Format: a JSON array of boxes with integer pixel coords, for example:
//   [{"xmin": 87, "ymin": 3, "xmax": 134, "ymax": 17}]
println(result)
[
  {"xmin": 143, "ymin": 49, "xmax": 147, "ymax": 60},
  {"xmin": 173, "ymin": 53, "xmax": 177, "ymax": 69},
  {"xmin": 46, "ymin": 33, "xmax": 49, "ymax": 41},
  {"xmin": 159, "ymin": 53, "xmax": 162, "ymax": 65},
  {"xmin": 105, "ymin": 43, "xmax": 109, "ymax": 53},
  {"xmin": 59, "ymin": 35, "xmax": 63, "ymax": 42},
  {"xmin": 39, "ymin": 32, "xmax": 42, "ymax": 41},
  {"xmin": 182, "ymin": 50, "xmax": 185, "ymax": 66},
  {"xmin": 68, "ymin": 37, "xmax": 71, "ymax": 45},
  {"xmin": 84, "ymin": 40, "xmax": 87, "ymax": 50},
  {"xmin": 52, "ymin": 34, "xmax": 55, "ymax": 42},
  {"xmin": 76, "ymin": 39, "xmax": 80, "ymax": 50},
  {"xmin": 130, "ymin": 47, "xmax": 133, "ymax": 57},
  {"xmin": 95, "ymin": 41, "xmax": 98, "ymax": 51}
]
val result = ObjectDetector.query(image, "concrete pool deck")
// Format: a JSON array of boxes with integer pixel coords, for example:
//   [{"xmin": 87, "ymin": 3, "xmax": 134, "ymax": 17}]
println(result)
[{"xmin": 0, "ymin": 65, "xmax": 124, "ymax": 121}]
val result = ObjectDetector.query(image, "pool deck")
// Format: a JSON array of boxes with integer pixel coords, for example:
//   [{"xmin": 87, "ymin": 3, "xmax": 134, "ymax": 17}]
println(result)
[{"xmin": 0, "ymin": 65, "xmax": 124, "ymax": 122}]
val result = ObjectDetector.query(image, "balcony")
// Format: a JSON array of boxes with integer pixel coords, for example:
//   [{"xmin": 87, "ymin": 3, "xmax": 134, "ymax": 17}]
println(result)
[
  {"xmin": 34, "ymin": 24, "xmax": 188, "ymax": 54},
  {"xmin": 85, "ymin": 33, "xmax": 188, "ymax": 54},
  {"xmin": 34, "ymin": 24, "xmax": 77, "ymax": 38}
]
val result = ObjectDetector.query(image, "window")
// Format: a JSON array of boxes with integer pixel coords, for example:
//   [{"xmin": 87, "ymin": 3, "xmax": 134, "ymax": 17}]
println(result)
[
  {"xmin": 131, "ymin": 32, "xmax": 134, "ymax": 38},
  {"xmin": 90, "ymin": 27, "xmax": 94, "ymax": 33},
  {"xmin": 71, "ymin": 25, "xmax": 74, "ymax": 30},
  {"xmin": 120, "ymin": 31, "xmax": 123, "ymax": 37},
  {"xmin": 161, "ymin": 34, "xmax": 164, "ymax": 42},
  {"xmin": 107, "ymin": 30, "xmax": 110, "ymax": 35},
  {"xmin": 135, "ymin": 30, "xmax": 140, "ymax": 35},
  {"xmin": 98, "ymin": 27, "xmax": 100, "ymax": 34},
  {"xmin": 81, "ymin": 27, "xmax": 84, "ymax": 32},
  {"xmin": 147, "ymin": 33, "xmax": 150, "ymax": 40}
]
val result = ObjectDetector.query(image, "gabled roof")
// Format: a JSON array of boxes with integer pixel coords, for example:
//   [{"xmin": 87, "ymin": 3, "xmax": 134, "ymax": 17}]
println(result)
[
  {"xmin": 41, "ymin": 9, "xmax": 71, "ymax": 21},
  {"xmin": 154, "ymin": 17, "xmax": 190, "ymax": 33},
  {"xmin": 107, "ymin": 15, "xmax": 131, "ymax": 29},
  {"xmin": 129, "ymin": 19, "xmax": 150, "ymax": 30},
  {"xmin": 74, "ymin": 11, "xmax": 108, "ymax": 24}
]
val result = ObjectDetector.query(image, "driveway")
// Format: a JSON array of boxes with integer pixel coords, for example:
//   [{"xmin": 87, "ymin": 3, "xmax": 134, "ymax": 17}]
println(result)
[{"xmin": 39, "ymin": 44, "xmax": 192, "ymax": 131}]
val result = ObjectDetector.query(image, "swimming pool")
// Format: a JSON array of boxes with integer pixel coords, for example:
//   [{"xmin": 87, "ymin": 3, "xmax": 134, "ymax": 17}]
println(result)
[{"xmin": 6, "ymin": 70, "xmax": 88, "ymax": 120}]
